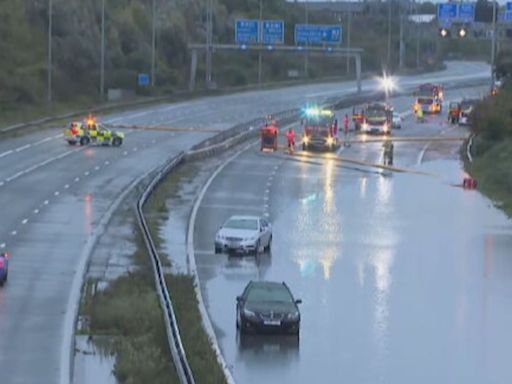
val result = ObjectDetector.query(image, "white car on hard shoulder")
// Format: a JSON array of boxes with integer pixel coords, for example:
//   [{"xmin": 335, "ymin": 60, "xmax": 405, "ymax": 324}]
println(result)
[{"xmin": 215, "ymin": 215, "xmax": 272, "ymax": 255}]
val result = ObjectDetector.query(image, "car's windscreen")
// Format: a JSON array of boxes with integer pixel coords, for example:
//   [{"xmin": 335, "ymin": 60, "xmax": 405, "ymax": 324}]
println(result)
[
  {"xmin": 418, "ymin": 98, "xmax": 433, "ymax": 105},
  {"xmin": 366, "ymin": 109, "xmax": 387, "ymax": 118},
  {"xmin": 246, "ymin": 285, "xmax": 293, "ymax": 303},
  {"xmin": 305, "ymin": 116, "xmax": 332, "ymax": 126},
  {"xmin": 224, "ymin": 218, "xmax": 258, "ymax": 230}
]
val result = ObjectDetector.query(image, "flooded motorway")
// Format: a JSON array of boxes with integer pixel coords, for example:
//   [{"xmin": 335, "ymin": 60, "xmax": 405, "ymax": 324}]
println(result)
[{"xmin": 191, "ymin": 86, "xmax": 512, "ymax": 383}]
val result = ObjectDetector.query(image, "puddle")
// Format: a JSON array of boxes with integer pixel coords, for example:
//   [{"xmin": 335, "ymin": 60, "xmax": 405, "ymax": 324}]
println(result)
[{"xmin": 74, "ymin": 335, "xmax": 117, "ymax": 384}]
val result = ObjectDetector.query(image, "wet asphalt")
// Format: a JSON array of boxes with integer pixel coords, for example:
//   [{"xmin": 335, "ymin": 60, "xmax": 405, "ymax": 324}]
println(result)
[
  {"xmin": 192, "ymin": 85, "xmax": 512, "ymax": 384},
  {"xmin": 0, "ymin": 61, "xmax": 491, "ymax": 383}
]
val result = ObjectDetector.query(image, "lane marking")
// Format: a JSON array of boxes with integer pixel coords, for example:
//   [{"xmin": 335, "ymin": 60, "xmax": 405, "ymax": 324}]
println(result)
[
  {"xmin": 22, "ymin": 219, "xmax": 28, "ymax": 225},
  {"xmin": 16, "ymin": 144, "xmax": 31, "ymax": 152},
  {"xmin": 54, "ymin": 191, "xmax": 60, "ymax": 196},
  {"xmin": 64, "ymin": 184, "xmax": 70, "ymax": 189},
  {"xmin": 44, "ymin": 200, "xmax": 49, "ymax": 205},
  {"xmin": 4, "ymin": 149, "xmax": 78, "ymax": 183},
  {"xmin": 11, "ymin": 231, "xmax": 17, "ymax": 236},
  {"xmin": 75, "ymin": 177, "xmax": 80, "ymax": 182},
  {"xmin": 34, "ymin": 209, "xmax": 39, "ymax": 214},
  {"xmin": 94, "ymin": 166, "xmax": 100, "ymax": 171},
  {"xmin": 0, "ymin": 150, "xmax": 13, "ymax": 158},
  {"xmin": 84, "ymin": 171, "xmax": 89, "ymax": 176},
  {"xmin": 0, "ymin": 243, "xmax": 5, "ymax": 248}
]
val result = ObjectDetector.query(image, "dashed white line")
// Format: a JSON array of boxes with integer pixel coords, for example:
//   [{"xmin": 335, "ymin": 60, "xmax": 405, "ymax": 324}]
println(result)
[
  {"xmin": 75, "ymin": 177, "xmax": 80, "ymax": 182},
  {"xmin": 54, "ymin": 191, "xmax": 60, "ymax": 196},
  {"xmin": 133, "ymin": 147, "xmax": 138, "ymax": 152},
  {"xmin": 94, "ymin": 166, "xmax": 100, "ymax": 171},
  {"xmin": 263, "ymin": 212, "xmax": 270, "ymax": 217},
  {"xmin": 84, "ymin": 171, "xmax": 90, "ymax": 176},
  {"xmin": 15, "ymin": 144, "xmax": 31, "ymax": 152},
  {"xmin": 33, "ymin": 137, "xmax": 53, "ymax": 146},
  {"xmin": 64, "ymin": 184, "xmax": 70, "ymax": 189},
  {"xmin": 44, "ymin": 200, "xmax": 49, "ymax": 205},
  {"xmin": 53, "ymin": 134, "xmax": 64, "ymax": 139},
  {"xmin": 22, "ymin": 219, "xmax": 28, "ymax": 225},
  {"xmin": 34, "ymin": 209, "xmax": 39, "ymax": 214},
  {"xmin": 0, "ymin": 243, "xmax": 5, "ymax": 248},
  {"xmin": 104, "ymin": 161, "xmax": 110, "ymax": 165},
  {"xmin": 0, "ymin": 182, "xmax": 4, "ymax": 187},
  {"xmin": 11, "ymin": 231, "xmax": 17, "ymax": 236},
  {"xmin": 0, "ymin": 150, "xmax": 13, "ymax": 158},
  {"xmin": 123, "ymin": 151, "xmax": 128, "ymax": 155}
]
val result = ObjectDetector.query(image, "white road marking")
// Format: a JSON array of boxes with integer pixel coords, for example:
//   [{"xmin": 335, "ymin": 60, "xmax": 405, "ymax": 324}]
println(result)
[
  {"xmin": 75, "ymin": 177, "xmax": 80, "ymax": 182},
  {"xmin": 104, "ymin": 161, "xmax": 110, "ymax": 165},
  {"xmin": 263, "ymin": 212, "xmax": 270, "ymax": 217},
  {"xmin": 64, "ymin": 184, "xmax": 70, "ymax": 189},
  {"xmin": 22, "ymin": 219, "xmax": 28, "ymax": 225},
  {"xmin": 0, "ymin": 243, "xmax": 5, "ymax": 248},
  {"xmin": 0, "ymin": 150, "xmax": 13, "ymax": 158},
  {"xmin": 95, "ymin": 166, "xmax": 100, "ymax": 171},
  {"xmin": 44, "ymin": 200, "xmax": 49, "ymax": 205},
  {"xmin": 11, "ymin": 231, "xmax": 17, "ymax": 236},
  {"xmin": 123, "ymin": 151, "xmax": 128, "ymax": 155},
  {"xmin": 34, "ymin": 209, "xmax": 39, "ymax": 214},
  {"xmin": 33, "ymin": 137, "xmax": 53, "ymax": 146},
  {"xmin": 84, "ymin": 171, "xmax": 89, "ymax": 176},
  {"xmin": 53, "ymin": 134, "xmax": 64, "ymax": 139},
  {"xmin": 54, "ymin": 191, "xmax": 60, "ymax": 196},
  {"xmin": 0, "ymin": 182, "xmax": 4, "ymax": 187},
  {"xmin": 133, "ymin": 147, "xmax": 138, "ymax": 151},
  {"xmin": 15, "ymin": 144, "xmax": 31, "ymax": 152},
  {"xmin": 4, "ymin": 149, "xmax": 77, "ymax": 183}
]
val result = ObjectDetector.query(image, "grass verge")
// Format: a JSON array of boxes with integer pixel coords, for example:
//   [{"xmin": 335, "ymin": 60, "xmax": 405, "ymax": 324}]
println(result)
[
  {"xmin": 467, "ymin": 136, "xmax": 512, "ymax": 216},
  {"xmin": 79, "ymin": 229, "xmax": 180, "ymax": 384},
  {"xmin": 143, "ymin": 160, "xmax": 228, "ymax": 384}
]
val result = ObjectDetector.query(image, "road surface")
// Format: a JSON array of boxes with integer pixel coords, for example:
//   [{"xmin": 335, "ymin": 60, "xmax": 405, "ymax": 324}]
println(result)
[
  {"xmin": 0, "ymin": 62, "xmax": 489, "ymax": 383},
  {"xmin": 191, "ymin": 84, "xmax": 512, "ymax": 384}
]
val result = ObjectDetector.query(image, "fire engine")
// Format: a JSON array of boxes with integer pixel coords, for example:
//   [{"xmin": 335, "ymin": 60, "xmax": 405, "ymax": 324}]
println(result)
[
  {"xmin": 360, "ymin": 102, "xmax": 393, "ymax": 135},
  {"xmin": 301, "ymin": 108, "xmax": 339, "ymax": 151},
  {"xmin": 414, "ymin": 83, "xmax": 444, "ymax": 114}
]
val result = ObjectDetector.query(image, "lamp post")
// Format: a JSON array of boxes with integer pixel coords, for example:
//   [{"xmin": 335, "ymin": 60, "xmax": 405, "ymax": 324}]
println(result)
[
  {"xmin": 100, "ymin": 0, "xmax": 105, "ymax": 101},
  {"xmin": 47, "ymin": 0, "xmax": 53, "ymax": 104},
  {"xmin": 258, "ymin": 0, "xmax": 263, "ymax": 86},
  {"xmin": 151, "ymin": 0, "xmax": 156, "ymax": 87},
  {"xmin": 491, "ymin": 0, "xmax": 497, "ymax": 83}
]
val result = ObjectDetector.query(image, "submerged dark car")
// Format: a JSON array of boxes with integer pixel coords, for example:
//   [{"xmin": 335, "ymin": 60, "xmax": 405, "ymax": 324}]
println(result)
[{"xmin": 236, "ymin": 281, "xmax": 301, "ymax": 335}]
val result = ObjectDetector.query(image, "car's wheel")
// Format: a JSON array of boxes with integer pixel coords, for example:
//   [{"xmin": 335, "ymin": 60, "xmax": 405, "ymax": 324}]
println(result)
[
  {"xmin": 79, "ymin": 136, "xmax": 90, "ymax": 146},
  {"xmin": 302, "ymin": 143, "xmax": 306, "ymax": 151},
  {"xmin": 112, "ymin": 137, "xmax": 122, "ymax": 147},
  {"xmin": 214, "ymin": 246, "xmax": 221, "ymax": 254},
  {"xmin": 68, "ymin": 140, "xmax": 77, "ymax": 145}
]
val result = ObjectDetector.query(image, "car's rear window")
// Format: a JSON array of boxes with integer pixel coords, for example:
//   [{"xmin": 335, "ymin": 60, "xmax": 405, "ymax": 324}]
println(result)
[
  {"xmin": 225, "ymin": 218, "xmax": 258, "ymax": 230},
  {"xmin": 246, "ymin": 285, "xmax": 293, "ymax": 303}
]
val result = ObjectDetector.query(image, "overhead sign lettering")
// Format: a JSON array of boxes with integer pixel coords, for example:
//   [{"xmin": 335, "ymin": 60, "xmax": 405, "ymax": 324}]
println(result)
[
  {"xmin": 294, "ymin": 24, "xmax": 342, "ymax": 45},
  {"xmin": 235, "ymin": 19, "xmax": 259, "ymax": 44},
  {"xmin": 261, "ymin": 20, "xmax": 285, "ymax": 45}
]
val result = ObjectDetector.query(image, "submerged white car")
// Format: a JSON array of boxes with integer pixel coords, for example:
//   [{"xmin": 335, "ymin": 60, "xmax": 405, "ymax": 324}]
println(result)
[{"xmin": 215, "ymin": 215, "xmax": 272, "ymax": 255}]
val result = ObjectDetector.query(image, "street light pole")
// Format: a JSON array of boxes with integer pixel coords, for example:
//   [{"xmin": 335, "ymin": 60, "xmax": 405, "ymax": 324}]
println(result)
[
  {"xmin": 387, "ymin": 0, "xmax": 392, "ymax": 69},
  {"xmin": 491, "ymin": 0, "xmax": 497, "ymax": 82},
  {"xmin": 346, "ymin": 11, "xmax": 351, "ymax": 74},
  {"xmin": 258, "ymin": 0, "xmax": 263, "ymax": 86},
  {"xmin": 100, "ymin": 0, "xmax": 106, "ymax": 101},
  {"xmin": 205, "ymin": 0, "xmax": 213, "ymax": 88},
  {"xmin": 47, "ymin": 0, "xmax": 53, "ymax": 105},
  {"xmin": 304, "ymin": 1, "xmax": 309, "ymax": 78},
  {"xmin": 151, "ymin": 0, "xmax": 156, "ymax": 87}
]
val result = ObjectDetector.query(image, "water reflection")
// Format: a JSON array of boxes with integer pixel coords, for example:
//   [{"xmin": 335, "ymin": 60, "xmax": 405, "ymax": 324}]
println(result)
[
  {"xmin": 292, "ymin": 159, "xmax": 341, "ymax": 280},
  {"xmin": 236, "ymin": 334, "xmax": 299, "ymax": 362},
  {"xmin": 222, "ymin": 252, "xmax": 272, "ymax": 282}
]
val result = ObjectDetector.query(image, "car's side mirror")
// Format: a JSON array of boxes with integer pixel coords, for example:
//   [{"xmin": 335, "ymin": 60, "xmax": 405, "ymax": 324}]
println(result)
[
  {"xmin": 295, "ymin": 299, "xmax": 302, "ymax": 305},
  {"xmin": 236, "ymin": 296, "xmax": 242, "ymax": 303}
]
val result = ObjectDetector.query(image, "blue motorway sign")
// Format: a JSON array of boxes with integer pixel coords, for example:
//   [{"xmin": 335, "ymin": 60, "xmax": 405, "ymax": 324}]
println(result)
[
  {"xmin": 505, "ymin": 11, "xmax": 512, "ymax": 22},
  {"xmin": 138, "ymin": 73, "xmax": 150, "ymax": 87},
  {"xmin": 235, "ymin": 19, "xmax": 259, "ymax": 44},
  {"xmin": 508, "ymin": 2, "xmax": 512, "ymax": 12},
  {"xmin": 294, "ymin": 24, "xmax": 342, "ymax": 45},
  {"xmin": 261, "ymin": 20, "xmax": 284, "ymax": 45},
  {"xmin": 438, "ymin": 3, "xmax": 458, "ymax": 20},
  {"xmin": 458, "ymin": 3, "xmax": 475, "ymax": 22}
]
